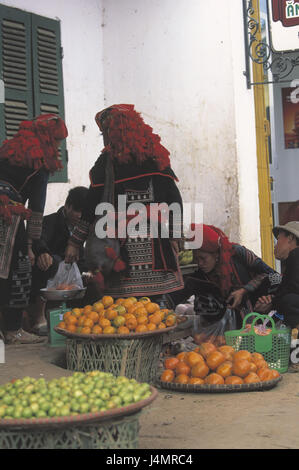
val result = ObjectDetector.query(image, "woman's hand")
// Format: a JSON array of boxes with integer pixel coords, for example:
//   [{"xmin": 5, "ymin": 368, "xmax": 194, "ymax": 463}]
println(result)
[
  {"xmin": 226, "ymin": 288, "xmax": 247, "ymax": 309},
  {"xmin": 37, "ymin": 253, "xmax": 53, "ymax": 271},
  {"xmin": 254, "ymin": 295, "xmax": 273, "ymax": 314},
  {"xmin": 65, "ymin": 244, "xmax": 79, "ymax": 264}
]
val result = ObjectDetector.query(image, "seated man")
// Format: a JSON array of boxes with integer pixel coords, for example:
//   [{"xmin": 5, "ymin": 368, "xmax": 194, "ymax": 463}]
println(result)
[
  {"xmin": 27, "ymin": 186, "xmax": 88, "ymax": 334},
  {"xmin": 255, "ymin": 221, "xmax": 299, "ymax": 330}
]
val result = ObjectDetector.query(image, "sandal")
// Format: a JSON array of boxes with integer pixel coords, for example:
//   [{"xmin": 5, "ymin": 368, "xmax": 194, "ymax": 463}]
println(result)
[
  {"xmin": 5, "ymin": 328, "xmax": 47, "ymax": 345},
  {"xmin": 31, "ymin": 323, "xmax": 48, "ymax": 336}
]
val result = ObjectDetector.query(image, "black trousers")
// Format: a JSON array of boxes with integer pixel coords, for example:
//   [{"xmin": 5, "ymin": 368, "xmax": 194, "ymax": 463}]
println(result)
[{"xmin": 276, "ymin": 293, "xmax": 299, "ymax": 329}]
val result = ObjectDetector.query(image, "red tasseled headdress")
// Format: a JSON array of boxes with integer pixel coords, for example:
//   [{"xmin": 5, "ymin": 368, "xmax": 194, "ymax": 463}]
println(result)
[
  {"xmin": 95, "ymin": 104, "xmax": 171, "ymax": 170},
  {"xmin": 190, "ymin": 223, "xmax": 238, "ymax": 298},
  {"xmin": 0, "ymin": 113, "xmax": 68, "ymax": 173}
]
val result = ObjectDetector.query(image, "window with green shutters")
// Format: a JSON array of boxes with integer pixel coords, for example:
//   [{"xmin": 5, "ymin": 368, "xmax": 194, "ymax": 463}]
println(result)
[{"xmin": 0, "ymin": 4, "xmax": 67, "ymax": 182}]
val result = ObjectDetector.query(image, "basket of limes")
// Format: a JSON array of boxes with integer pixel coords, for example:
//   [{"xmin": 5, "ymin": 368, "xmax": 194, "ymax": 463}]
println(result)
[{"xmin": 0, "ymin": 371, "xmax": 157, "ymax": 449}]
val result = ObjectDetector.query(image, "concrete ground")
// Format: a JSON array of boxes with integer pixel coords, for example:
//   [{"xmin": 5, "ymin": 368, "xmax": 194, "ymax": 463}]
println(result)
[{"xmin": 1, "ymin": 341, "xmax": 299, "ymax": 449}]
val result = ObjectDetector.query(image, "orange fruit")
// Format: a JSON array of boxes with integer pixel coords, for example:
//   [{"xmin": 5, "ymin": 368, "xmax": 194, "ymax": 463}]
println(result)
[
  {"xmin": 249, "ymin": 362, "xmax": 258, "ymax": 373},
  {"xmin": 185, "ymin": 351, "xmax": 205, "ymax": 367},
  {"xmin": 252, "ymin": 358, "xmax": 268, "ymax": 369},
  {"xmin": 206, "ymin": 351, "xmax": 226, "ymax": 370},
  {"xmin": 233, "ymin": 350, "xmax": 252, "ymax": 362},
  {"xmin": 161, "ymin": 369, "xmax": 175, "ymax": 383},
  {"xmin": 145, "ymin": 302, "xmax": 160, "ymax": 314},
  {"xmin": 218, "ymin": 345, "xmax": 235, "ymax": 361},
  {"xmin": 165, "ymin": 314, "xmax": 177, "ymax": 327},
  {"xmin": 66, "ymin": 323, "xmax": 77, "ymax": 333},
  {"xmin": 269, "ymin": 369, "xmax": 280, "ymax": 379},
  {"xmin": 92, "ymin": 325, "xmax": 103, "ymax": 334},
  {"xmin": 114, "ymin": 305, "xmax": 127, "ymax": 315},
  {"xmin": 251, "ymin": 352, "xmax": 264, "ymax": 362},
  {"xmin": 175, "ymin": 374, "xmax": 189, "ymax": 384},
  {"xmin": 216, "ymin": 361, "xmax": 233, "ymax": 378},
  {"xmin": 225, "ymin": 376, "xmax": 244, "ymax": 385},
  {"xmin": 134, "ymin": 306, "xmax": 148, "ymax": 317},
  {"xmin": 83, "ymin": 317, "xmax": 94, "ymax": 328},
  {"xmin": 175, "ymin": 361, "xmax": 191, "ymax": 376},
  {"xmin": 136, "ymin": 315, "xmax": 148, "ymax": 325},
  {"xmin": 105, "ymin": 309, "xmax": 118, "ymax": 321},
  {"xmin": 83, "ymin": 305, "xmax": 93, "ymax": 314},
  {"xmin": 125, "ymin": 316, "xmax": 138, "ymax": 330},
  {"xmin": 148, "ymin": 313, "xmax": 162, "ymax": 325},
  {"xmin": 146, "ymin": 323, "xmax": 157, "ymax": 331},
  {"xmin": 190, "ymin": 362, "xmax": 209, "ymax": 379},
  {"xmin": 257, "ymin": 367, "xmax": 273, "ymax": 381},
  {"xmin": 204, "ymin": 373, "xmax": 225, "ymax": 385},
  {"xmin": 244, "ymin": 372, "xmax": 261, "ymax": 384},
  {"xmin": 93, "ymin": 301, "xmax": 105, "ymax": 312},
  {"xmin": 77, "ymin": 315, "xmax": 87, "ymax": 327},
  {"xmin": 122, "ymin": 298, "xmax": 135, "ymax": 310},
  {"xmin": 158, "ymin": 323, "xmax": 166, "ymax": 329},
  {"xmin": 159, "ymin": 309, "xmax": 169, "ymax": 320},
  {"xmin": 188, "ymin": 377, "xmax": 205, "ymax": 385},
  {"xmin": 176, "ymin": 351, "xmax": 187, "ymax": 362},
  {"xmin": 81, "ymin": 326, "xmax": 91, "ymax": 334},
  {"xmin": 198, "ymin": 342, "xmax": 217, "ymax": 359},
  {"xmin": 101, "ymin": 296, "xmax": 114, "ymax": 307},
  {"xmin": 113, "ymin": 316, "xmax": 126, "ymax": 328},
  {"xmin": 135, "ymin": 324, "xmax": 148, "ymax": 333},
  {"xmin": 99, "ymin": 317, "xmax": 111, "ymax": 329},
  {"xmin": 232, "ymin": 359, "xmax": 251, "ymax": 378},
  {"xmin": 72, "ymin": 308, "xmax": 82, "ymax": 318},
  {"xmin": 103, "ymin": 326, "xmax": 116, "ymax": 334},
  {"xmin": 87, "ymin": 311, "xmax": 100, "ymax": 323},
  {"xmin": 65, "ymin": 315, "xmax": 78, "ymax": 326},
  {"xmin": 57, "ymin": 321, "xmax": 66, "ymax": 329},
  {"xmin": 139, "ymin": 297, "xmax": 151, "ymax": 304},
  {"xmin": 117, "ymin": 326, "xmax": 130, "ymax": 334},
  {"xmin": 115, "ymin": 298, "xmax": 125, "ymax": 305},
  {"xmin": 63, "ymin": 311, "xmax": 72, "ymax": 321},
  {"xmin": 164, "ymin": 357, "xmax": 180, "ymax": 370}
]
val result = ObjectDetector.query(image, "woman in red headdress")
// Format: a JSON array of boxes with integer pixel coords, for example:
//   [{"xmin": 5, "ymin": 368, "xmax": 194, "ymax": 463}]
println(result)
[
  {"xmin": 177, "ymin": 224, "xmax": 280, "ymax": 338},
  {"xmin": 65, "ymin": 104, "xmax": 184, "ymax": 302},
  {"xmin": 0, "ymin": 114, "xmax": 68, "ymax": 343}
]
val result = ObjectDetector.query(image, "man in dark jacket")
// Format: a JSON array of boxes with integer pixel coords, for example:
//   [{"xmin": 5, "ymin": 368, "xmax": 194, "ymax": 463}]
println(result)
[
  {"xmin": 27, "ymin": 186, "xmax": 88, "ymax": 333},
  {"xmin": 255, "ymin": 221, "xmax": 299, "ymax": 328}
]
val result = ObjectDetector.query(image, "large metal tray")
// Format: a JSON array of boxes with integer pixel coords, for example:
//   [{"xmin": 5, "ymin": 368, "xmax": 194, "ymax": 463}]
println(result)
[{"xmin": 40, "ymin": 287, "xmax": 87, "ymax": 302}]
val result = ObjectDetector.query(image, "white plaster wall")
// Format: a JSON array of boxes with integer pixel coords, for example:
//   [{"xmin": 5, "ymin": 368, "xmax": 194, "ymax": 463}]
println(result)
[
  {"xmin": 101, "ymin": 0, "xmax": 260, "ymax": 251},
  {"xmin": 0, "ymin": 0, "xmax": 105, "ymax": 214}
]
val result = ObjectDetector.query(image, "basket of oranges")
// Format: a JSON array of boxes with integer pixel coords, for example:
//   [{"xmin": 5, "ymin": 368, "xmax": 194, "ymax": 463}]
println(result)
[
  {"xmin": 157, "ymin": 343, "xmax": 282, "ymax": 393},
  {"xmin": 55, "ymin": 296, "xmax": 178, "ymax": 382}
]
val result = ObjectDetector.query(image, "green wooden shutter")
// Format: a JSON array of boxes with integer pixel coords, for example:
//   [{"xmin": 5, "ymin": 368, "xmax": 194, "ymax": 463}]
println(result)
[
  {"xmin": 0, "ymin": 5, "xmax": 33, "ymax": 144},
  {"xmin": 31, "ymin": 14, "xmax": 67, "ymax": 182}
]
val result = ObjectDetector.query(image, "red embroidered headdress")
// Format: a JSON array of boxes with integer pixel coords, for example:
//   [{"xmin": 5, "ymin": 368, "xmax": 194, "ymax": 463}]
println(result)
[
  {"xmin": 0, "ymin": 113, "xmax": 68, "ymax": 172},
  {"xmin": 95, "ymin": 104, "xmax": 171, "ymax": 170},
  {"xmin": 190, "ymin": 223, "xmax": 237, "ymax": 297}
]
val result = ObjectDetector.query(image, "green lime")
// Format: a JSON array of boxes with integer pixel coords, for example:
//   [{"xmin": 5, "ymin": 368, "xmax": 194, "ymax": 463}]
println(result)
[
  {"xmin": 13, "ymin": 407, "xmax": 24, "ymax": 419},
  {"xmin": 101, "ymin": 389, "xmax": 110, "ymax": 401},
  {"xmin": 2, "ymin": 395, "xmax": 13, "ymax": 406},
  {"xmin": 0, "ymin": 406, "xmax": 7, "ymax": 417},
  {"xmin": 79, "ymin": 403, "xmax": 90, "ymax": 414},
  {"xmin": 30, "ymin": 403, "xmax": 40, "ymax": 415},
  {"xmin": 70, "ymin": 400, "xmax": 81, "ymax": 412},
  {"xmin": 48, "ymin": 407, "xmax": 57, "ymax": 417},
  {"xmin": 22, "ymin": 407, "xmax": 33, "ymax": 419},
  {"xmin": 36, "ymin": 410, "xmax": 47, "ymax": 418}
]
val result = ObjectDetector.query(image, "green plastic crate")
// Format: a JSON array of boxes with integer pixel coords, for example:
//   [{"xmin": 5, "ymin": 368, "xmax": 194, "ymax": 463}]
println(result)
[
  {"xmin": 48, "ymin": 305, "xmax": 68, "ymax": 347},
  {"xmin": 224, "ymin": 312, "xmax": 291, "ymax": 373}
]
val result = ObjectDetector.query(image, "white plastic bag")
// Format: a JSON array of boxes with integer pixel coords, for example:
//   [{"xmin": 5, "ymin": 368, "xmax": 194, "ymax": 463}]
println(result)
[{"xmin": 46, "ymin": 261, "xmax": 83, "ymax": 290}]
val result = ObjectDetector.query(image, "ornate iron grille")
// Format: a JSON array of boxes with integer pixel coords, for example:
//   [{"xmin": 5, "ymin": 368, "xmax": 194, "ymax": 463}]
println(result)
[{"xmin": 243, "ymin": 0, "xmax": 299, "ymax": 88}]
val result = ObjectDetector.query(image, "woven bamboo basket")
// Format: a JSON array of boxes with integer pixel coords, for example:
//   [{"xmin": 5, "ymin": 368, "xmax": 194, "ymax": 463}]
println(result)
[
  {"xmin": 0, "ymin": 387, "xmax": 157, "ymax": 449},
  {"xmin": 55, "ymin": 326, "xmax": 176, "ymax": 383}
]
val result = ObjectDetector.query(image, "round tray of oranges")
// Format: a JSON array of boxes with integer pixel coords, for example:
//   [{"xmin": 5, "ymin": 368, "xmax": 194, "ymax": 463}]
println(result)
[
  {"xmin": 157, "ymin": 344, "xmax": 282, "ymax": 393},
  {"xmin": 54, "ymin": 295, "xmax": 178, "ymax": 340}
]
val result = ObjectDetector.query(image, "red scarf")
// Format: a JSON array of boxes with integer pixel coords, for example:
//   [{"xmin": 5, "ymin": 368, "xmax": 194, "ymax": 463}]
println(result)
[
  {"xmin": 0, "ymin": 114, "xmax": 68, "ymax": 173},
  {"xmin": 190, "ymin": 223, "xmax": 240, "ymax": 297}
]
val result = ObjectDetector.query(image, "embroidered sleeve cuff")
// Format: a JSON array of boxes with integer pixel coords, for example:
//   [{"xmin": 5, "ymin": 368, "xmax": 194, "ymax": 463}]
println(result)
[
  {"xmin": 26, "ymin": 211, "xmax": 43, "ymax": 240},
  {"xmin": 70, "ymin": 219, "xmax": 90, "ymax": 246}
]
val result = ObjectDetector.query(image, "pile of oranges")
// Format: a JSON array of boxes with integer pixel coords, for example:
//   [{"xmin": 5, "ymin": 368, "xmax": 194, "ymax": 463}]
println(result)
[
  {"xmin": 160, "ymin": 343, "xmax": 281, "ymax": 386},
  {"xmin": 57, "ymin": 295, "xmax": 177, "ymax": 336}
]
